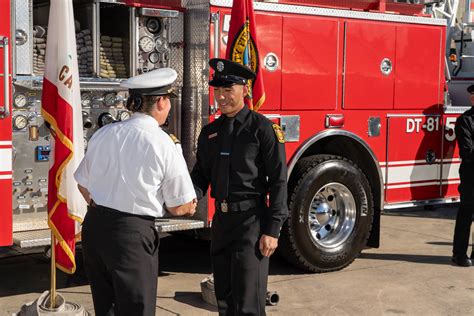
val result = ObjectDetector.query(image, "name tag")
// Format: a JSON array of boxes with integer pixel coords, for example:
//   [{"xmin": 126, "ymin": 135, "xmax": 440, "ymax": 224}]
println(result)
[
  {"xmin": 209, "ymin": 132, "xmax": 218, "ymax": 139},
  {"xmin": 220, "ymin": 152, "xmax": 230, "ymax": 156}
]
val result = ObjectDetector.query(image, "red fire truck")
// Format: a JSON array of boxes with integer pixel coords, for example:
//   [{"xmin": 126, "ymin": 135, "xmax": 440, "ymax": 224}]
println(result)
[{"xmin": 0, "ymin": 0, "xmax": 471, "ymax": 273}]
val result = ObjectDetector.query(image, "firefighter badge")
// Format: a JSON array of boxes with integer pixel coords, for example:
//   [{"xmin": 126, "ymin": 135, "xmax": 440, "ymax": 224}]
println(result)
[
  {"xmin": 217, "ymin": 61, "xmax": 224, "ymax": 72},
  {"xmin": 272, "ymin": 124, "xmax": 285, "ymax": 143}
]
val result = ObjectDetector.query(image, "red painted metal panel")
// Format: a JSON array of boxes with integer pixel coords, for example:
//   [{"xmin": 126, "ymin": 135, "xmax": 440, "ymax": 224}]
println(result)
[
  {"xmin": 279, "ymin": 0, "xmax": 425, "ymax": 15},
  {"xmin": 282, "ymin": 15, "xmax": 340, "ymax": 110},
  {"xmin": 441, "ymin": 114, "xmax": 461, "ymax": 200},
  {"xmin": 123, "ymin": 0, "xmax": 183, "ymax": 10},
  {"xmin": 254, "ymin": 12, "xmax": 282, "ymax": 111},
  {"xmin": 344, "ymin": 21, "xmax": 396, "ymax": 109},
  {"xmin": 0, "ymin": 0, "xmax": 12, "ymax": 246},
  {"xmin": 385, "ymin": 116, "xmax": 443, "ymax": 203},
  {"xmin": 394, "ymin": 25, "xmax": 443, "ymax": 109}
]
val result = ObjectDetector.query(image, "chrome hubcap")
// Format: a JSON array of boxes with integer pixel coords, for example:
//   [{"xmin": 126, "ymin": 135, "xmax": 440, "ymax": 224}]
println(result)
[{"xmin": 307, "ymin": 183, "xmax": 356, "ymax": 249}]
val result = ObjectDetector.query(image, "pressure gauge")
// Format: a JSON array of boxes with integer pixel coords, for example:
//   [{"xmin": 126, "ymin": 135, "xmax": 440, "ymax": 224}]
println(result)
[
  {"xmin": 118, "ymin": 110, "xmax": 131, "ymax": 121},
  {"xmin": 14, "ymin": 93, "xmax": 27, "ymax": 108},
  {"xmin": 98, "ymin": 112, "xmax": 117, "ymax": 127},
  {"xmin": 139, "ymin": 36, "xmax": 155, "ymax": 53},
  {"xmin": 155, "ymin": 38, "xmax": 170, "ymax": 54},
  {"xmin": 148, "ymin": 51, "xmax": 160, "ymax": 64},
  {"xmin": 13, "ymin": 114, "xmax": 28, "ymax": 130},
  {"xmin": 103, "ymin": 92, "xmax": 117, "ymax": 106},
  {"xmin": 81, "ymin": 93, "xmax": 93, "ymax": 107},
  {"xmin": 146, "ymin": 18, "xmax": 162, "ymax": 35}
]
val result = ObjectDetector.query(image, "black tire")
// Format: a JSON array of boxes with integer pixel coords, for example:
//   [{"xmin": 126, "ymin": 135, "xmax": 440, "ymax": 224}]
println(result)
[{"xmin": 280, "ymin": 155, "xmax": 374, "ymax": 272}]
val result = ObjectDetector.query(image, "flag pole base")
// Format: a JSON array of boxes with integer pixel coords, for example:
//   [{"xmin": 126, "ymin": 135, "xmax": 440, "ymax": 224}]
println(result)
[{"xmin": 17, "ymin": 291, "xmax": 89, "ymax": 316}]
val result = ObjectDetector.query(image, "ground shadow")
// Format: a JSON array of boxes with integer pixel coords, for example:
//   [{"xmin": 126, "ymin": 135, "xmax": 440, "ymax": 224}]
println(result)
[
  {"xmin": 359, "ymin": 253, "xmax": 452, "ymax": 265},
  {"xmin": 173, "ymin": 291, "xmax": 217, "ymax": 312},
  {"xmin": 382, "ymin": 204, "xmax": 458, "ymax": 220}
]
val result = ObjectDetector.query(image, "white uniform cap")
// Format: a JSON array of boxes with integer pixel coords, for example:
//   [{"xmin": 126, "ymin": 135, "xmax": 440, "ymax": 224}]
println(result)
[{"xmin": 121, "ymin": 68, "xmax": 178, "ymax": 96}]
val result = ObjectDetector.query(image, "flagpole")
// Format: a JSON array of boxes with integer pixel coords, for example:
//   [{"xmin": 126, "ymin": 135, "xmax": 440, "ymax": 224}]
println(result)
[{"xmin": 50, "ymin": 233, "xmax": 57, "ymax": 308}]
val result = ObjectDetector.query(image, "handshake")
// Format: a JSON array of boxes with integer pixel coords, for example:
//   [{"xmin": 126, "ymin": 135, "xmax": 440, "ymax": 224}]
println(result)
[{"xmin": 166, "ymin": 198, "xmax": 198, "ymax": 217}]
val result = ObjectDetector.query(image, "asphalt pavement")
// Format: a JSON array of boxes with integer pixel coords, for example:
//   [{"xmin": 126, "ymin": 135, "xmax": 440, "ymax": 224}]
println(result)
[{"xmin": 0, "ymin": 204, "xmax": 473, "ymax": 315}]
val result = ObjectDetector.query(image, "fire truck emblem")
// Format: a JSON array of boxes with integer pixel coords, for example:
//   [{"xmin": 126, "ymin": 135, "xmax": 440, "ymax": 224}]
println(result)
[
  {"xmin": 229, "ymin": 20, "xmax": 259, "ymax": 101},
  {"xmin": 217, "ymin": 61, "xmax": 224, "ymax": 72},
  {"xmin": 229, "ymin": 21, "xmax": 258, "ymax": 73},
  {"xmin": 272, "ymin": 124, "xmax": 285, "ymax": 143}
]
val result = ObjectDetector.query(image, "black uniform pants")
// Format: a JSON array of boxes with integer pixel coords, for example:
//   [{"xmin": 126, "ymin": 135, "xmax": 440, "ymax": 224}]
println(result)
[
  {"xmin": 453, "ymin": 202, "xmax": 474, "ymax": 256},
  {"xmin": 211, "ymin": 207, "xmax": 269, "ymax": 316},
  {"xmin": 82, "ymin": 205, "xmax": 159, "ymax": 316}
]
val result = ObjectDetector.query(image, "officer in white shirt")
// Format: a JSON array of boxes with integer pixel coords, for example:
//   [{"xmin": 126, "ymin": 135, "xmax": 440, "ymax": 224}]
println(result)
[{"xmin": 74, "ymin": 68, "xmax": 196, "ymax": 316}]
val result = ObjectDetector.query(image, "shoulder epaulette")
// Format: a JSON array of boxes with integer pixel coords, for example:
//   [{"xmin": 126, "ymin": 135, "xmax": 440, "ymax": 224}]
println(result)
[{"xmin": 168, "ymin": 133, "xmax": 180, "ymax": 144}]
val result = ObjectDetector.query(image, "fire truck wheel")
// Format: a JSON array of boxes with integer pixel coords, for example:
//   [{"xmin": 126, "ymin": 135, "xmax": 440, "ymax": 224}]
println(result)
[{"xmin": 280, "ymin": 155, "xmax": 374, "ymax": 273}]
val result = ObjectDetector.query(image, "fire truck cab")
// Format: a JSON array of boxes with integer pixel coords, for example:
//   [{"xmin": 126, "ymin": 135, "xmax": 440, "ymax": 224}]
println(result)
[{"xmin": 0, "ymin": 0, "xmax": 470, "ymax": 272}]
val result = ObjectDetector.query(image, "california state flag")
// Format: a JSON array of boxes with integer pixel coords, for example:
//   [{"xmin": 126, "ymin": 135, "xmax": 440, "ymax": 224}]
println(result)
[{"xmin": 41, "ymin": 0, "xmax": 87, "ymax": 274}]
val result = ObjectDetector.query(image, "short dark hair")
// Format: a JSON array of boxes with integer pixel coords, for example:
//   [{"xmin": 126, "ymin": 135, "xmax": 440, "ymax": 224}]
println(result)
[{"xmin": 126, "ymin": 94, "xmax": 160, "ymax": 114}]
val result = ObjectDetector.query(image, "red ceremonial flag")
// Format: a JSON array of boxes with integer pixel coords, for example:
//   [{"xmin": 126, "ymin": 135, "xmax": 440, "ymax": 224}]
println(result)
[
  {"xmin": 41, "ymin": 0, "xmax": 87, "ymax": 274},
  {"xmin": 226, "ymin": 0, "xmax": 266, "ymax": 111}
]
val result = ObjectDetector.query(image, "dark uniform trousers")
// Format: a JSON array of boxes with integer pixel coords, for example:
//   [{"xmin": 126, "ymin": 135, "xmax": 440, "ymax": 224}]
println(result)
[
  {"xmin": 191, "ymin": 107, "xmax": 288, "ymax": 315},
  {"xmin": 453, "ymin": 108, "xmax": 474, "ymax": 257},
  {"xmin": 82, "ymin": 204, "xmax": 159, "ymax": 316},
  {"xmin": 211, "ymin": 206, "xmax": 269, "ymax": 316},
  {"xmin": 453, "ymin": 161, "xmax": 474, "ymax": 256}
]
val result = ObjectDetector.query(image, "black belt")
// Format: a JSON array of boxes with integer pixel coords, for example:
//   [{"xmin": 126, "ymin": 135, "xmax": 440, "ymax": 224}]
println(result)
[
  {"xmin": 215, "ymin": 198, "xmax": 263, "ymax": 213},
  {"xmin": 89, "ymin": 200, "xmax": 155, "ymax": 221}
]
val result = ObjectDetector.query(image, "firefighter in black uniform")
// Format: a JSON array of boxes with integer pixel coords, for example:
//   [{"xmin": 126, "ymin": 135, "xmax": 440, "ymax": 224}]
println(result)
[
  {"xmin": 451, "ymin": 84, "xmax": 474, "ymax": 267},
  {"xmin": 191, "ymin": 58, "xmax": 288, "ymax": 315}
]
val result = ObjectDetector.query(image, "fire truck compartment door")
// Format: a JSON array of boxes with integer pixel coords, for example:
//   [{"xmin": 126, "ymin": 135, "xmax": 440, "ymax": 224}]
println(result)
[
  {"xmin": 385, "ymin": 116, "xmax": 443, "ymax": 203},
  {"xmin": 394, "ymin": 25, "xmax": 443, "ymax": 110},
  {"xmin": 344, "ymin": 21, "xmax": 396, "ymax": 109},
  {"xmin": 281, "ymin": 16, "xmax": 340, "ymax": 110},
  {"xmin": 255, "ymin": 13, "xmax": 282, "ymax": 111},
  {"xmin": 0, "ymin": 4, "xmax": 13, "ymax": 246}
]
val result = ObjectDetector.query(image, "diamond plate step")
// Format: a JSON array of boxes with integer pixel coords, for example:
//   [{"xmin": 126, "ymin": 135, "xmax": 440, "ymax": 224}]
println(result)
[
  {"xmin": 12, "ymin": 219, "xmax": 205, "ymax": 248},
  {"xmin": 13, "ymin": 229, "xmax": 51, "ymax": 248},
  {"xmin": 155, "ymin": 219, "xmax": 205, "ymax": 232}
]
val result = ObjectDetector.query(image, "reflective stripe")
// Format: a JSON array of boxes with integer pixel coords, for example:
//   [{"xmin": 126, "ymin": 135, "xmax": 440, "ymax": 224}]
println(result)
[
  {"xmin": 0, "ymin": 174, "xmax": 12, "ymax": 180},
  {"xmin": 0, "ymin": 141, "xmax": 12, "ymax": 146},
  {"xmin": 0, "ymin": 148, "xmax": 12, "ymax": 172}
]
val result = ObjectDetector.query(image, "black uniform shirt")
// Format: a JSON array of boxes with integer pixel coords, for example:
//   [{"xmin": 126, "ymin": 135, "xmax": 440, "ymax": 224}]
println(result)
[
  {"xmin": 455, "ymin": 107, "xmax": 474, "ymax": 163},
  {"xmin": 191, "ymin": 106, "xmax": 288, "ymax": 238}
]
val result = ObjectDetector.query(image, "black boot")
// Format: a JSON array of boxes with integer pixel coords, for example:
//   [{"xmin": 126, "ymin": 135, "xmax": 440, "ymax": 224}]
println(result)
[{"xmin": 452, "ymin": 255, "xmax": 472, "ymax": 267}]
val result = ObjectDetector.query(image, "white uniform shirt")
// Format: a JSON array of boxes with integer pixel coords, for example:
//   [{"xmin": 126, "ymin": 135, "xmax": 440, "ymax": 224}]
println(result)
[{"xmin": 74, "ymin": 112, "xmax": 196, "ymax": 218}]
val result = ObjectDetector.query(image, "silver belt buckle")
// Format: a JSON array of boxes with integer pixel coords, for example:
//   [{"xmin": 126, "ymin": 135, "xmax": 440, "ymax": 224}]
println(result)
[{"xmin": 221, "ymin": 201, "xmax": 228, "ymax": 213}]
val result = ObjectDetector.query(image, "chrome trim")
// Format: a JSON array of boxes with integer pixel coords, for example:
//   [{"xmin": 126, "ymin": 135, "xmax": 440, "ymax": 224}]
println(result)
[
  {"xmin": 139, "ymin": 8, "xmax": 180, "ymax": 18},
  {"xmin": 210, "ymin": 0, "xmax": 447, "ymax": 26},
  {"xmin": 384, "ymin": 197, "xmax": 460, "ymax": 210},
  {"xmin": 263, "ymin": 114, "xmax": 281, "ymax": 120},
  {"xmin": 380, "ymin": 58, "xmax": 393, "ymax": 76},
  {"xmin": 0, "ymin": 36, "xmax": 10, "ymax": 118},
  {"xmin": 263, "ymin": 52, "xmax": 279, "ymax": 72},
  {"xmin": 93, "ymin": 2, "xmax": 100, "ymax": 77},
  {"xmin": 131, "ymin": 7, "xmax": 137, "ymax": 76},
  {"xmin": 444, "ymin": 106, "xmax": 471, "ymax": 114},
  {"xmin": 13, "ymin": 76, "xmax": 127, "ymax": 92},
  {"xmin": 386, "ymin": 113, "xmax": 441, "ymax": 117},
  {"xmin": 287, "ymin": 129, "xmax": 384, "ymax": 210}
]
